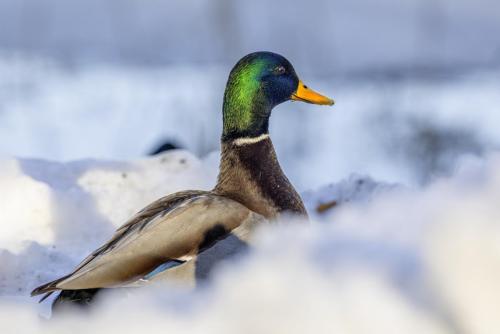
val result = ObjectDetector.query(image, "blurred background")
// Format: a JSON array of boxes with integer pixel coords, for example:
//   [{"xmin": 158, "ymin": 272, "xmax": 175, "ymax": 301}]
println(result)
[{"xmin": 1, "ymin": 0, "xmax": 499, "ymax": 189}]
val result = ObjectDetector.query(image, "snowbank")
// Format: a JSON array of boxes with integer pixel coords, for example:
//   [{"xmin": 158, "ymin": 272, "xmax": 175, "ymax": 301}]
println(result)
[
  {"xmin": 0, "ymin": 151, "xmax": 217, "ymax": 297},
  {"xmin": 1, "ymin": 150, "xmax": 500, "ymax": 332},
  {"xmin": 1, "ymin": 55, "xmax": 499, "ymax": 190}
]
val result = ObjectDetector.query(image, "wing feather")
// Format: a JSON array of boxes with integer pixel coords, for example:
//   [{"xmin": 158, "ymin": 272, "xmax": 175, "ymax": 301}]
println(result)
[{"xmin": 32, "ymin": 191, "xmax": 262, "ymax": 295}]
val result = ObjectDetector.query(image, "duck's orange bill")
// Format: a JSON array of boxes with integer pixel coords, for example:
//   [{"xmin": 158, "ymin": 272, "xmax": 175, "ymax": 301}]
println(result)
[{"xmin": 291, "ymin": 80, "xmax": 334, "ymax": 106}]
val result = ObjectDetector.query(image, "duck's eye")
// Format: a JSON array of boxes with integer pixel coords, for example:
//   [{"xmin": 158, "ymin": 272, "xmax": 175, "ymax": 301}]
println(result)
[{"xmin": 274, "ymin": 66, "xmax": 286, "ymax": 75}]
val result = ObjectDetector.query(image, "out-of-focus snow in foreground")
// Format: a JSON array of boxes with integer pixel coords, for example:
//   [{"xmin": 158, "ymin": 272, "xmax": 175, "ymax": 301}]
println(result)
[{"xmin": 1, "ymin": 150, "xmax": 499, "ymax": 333}]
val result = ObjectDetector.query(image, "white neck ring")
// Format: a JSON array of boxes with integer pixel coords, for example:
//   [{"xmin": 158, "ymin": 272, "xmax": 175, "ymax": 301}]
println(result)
[{"xmin": 233, "ymin": 133, "xmax": 270, "ymax": 146}]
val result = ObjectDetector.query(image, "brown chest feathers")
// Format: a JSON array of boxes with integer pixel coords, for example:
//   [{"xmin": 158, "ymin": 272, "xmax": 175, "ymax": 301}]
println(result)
[{"xmin": 214, "ymin": 137, "xmax": 307, "ymax": 219}]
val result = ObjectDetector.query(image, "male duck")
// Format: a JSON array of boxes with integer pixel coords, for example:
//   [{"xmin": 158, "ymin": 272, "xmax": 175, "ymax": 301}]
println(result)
[{"xmin": 31, "ymin": 51, "xmax": 334, "ymax": 307}]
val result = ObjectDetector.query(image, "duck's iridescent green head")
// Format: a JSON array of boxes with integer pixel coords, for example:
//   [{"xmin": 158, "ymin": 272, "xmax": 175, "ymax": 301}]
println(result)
[{"xmin": 222, "ymin": 51, "xmax": 334, "ymax": 141}]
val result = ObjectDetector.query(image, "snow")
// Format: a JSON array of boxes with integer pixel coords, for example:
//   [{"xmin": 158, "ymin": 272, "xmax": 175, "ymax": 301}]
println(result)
[
  {"xmin": 0, "ymin": 151, "xmax": 217, "ymax": 300},
  {"xmin": 1, "ymin": 55, "xmax": 499, "ymax": 190},
  {"xmin": 0, "ymin": 0, "xmax": 499, "ymax": 71},
  {"xmin": 1, "ymin": 149, "xmax": 500, "ymax": 332}
]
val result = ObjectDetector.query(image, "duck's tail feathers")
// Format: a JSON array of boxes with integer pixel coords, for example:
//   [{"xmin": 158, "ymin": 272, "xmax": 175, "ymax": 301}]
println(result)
[{"xmin": 31, "ymin": 274, "xmax": 71, "ymax": 299}]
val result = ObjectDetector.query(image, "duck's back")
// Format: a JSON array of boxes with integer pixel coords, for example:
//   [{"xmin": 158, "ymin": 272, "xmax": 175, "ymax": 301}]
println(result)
[{"xmin": 32, "ymin": 190, "xmax": 265, "ymax": 295}]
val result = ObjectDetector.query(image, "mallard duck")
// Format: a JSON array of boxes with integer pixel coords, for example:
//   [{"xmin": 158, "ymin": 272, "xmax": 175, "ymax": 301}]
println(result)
[{"xmin": 31, "ymin": 51, "xmax": 334, "ymax": 308}]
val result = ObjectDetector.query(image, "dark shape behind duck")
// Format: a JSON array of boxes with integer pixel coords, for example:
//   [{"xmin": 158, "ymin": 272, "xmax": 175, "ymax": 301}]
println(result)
[{"xmin": 148, "ymin": 140, "xmax": 181, "ymax": 156}]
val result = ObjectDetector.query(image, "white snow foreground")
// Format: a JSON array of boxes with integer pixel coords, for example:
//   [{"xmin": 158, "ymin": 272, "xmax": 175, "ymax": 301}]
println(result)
[{"xmin": 1, "ymin": 151, "xmax": 500, "ymax": 333}]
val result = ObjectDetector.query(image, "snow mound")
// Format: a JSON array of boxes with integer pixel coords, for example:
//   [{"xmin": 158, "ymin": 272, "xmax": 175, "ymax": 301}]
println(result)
[
  {"xmin": 1, "ymin": 152, "xmax": 500, "ymax": 333},
  {"xmin": 302, "ymin": 174, "xmax": 398, "ymax": 219},
  {"xmin": 0, "ymin": 150, "xmax": 217, "ymax": 296}
]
